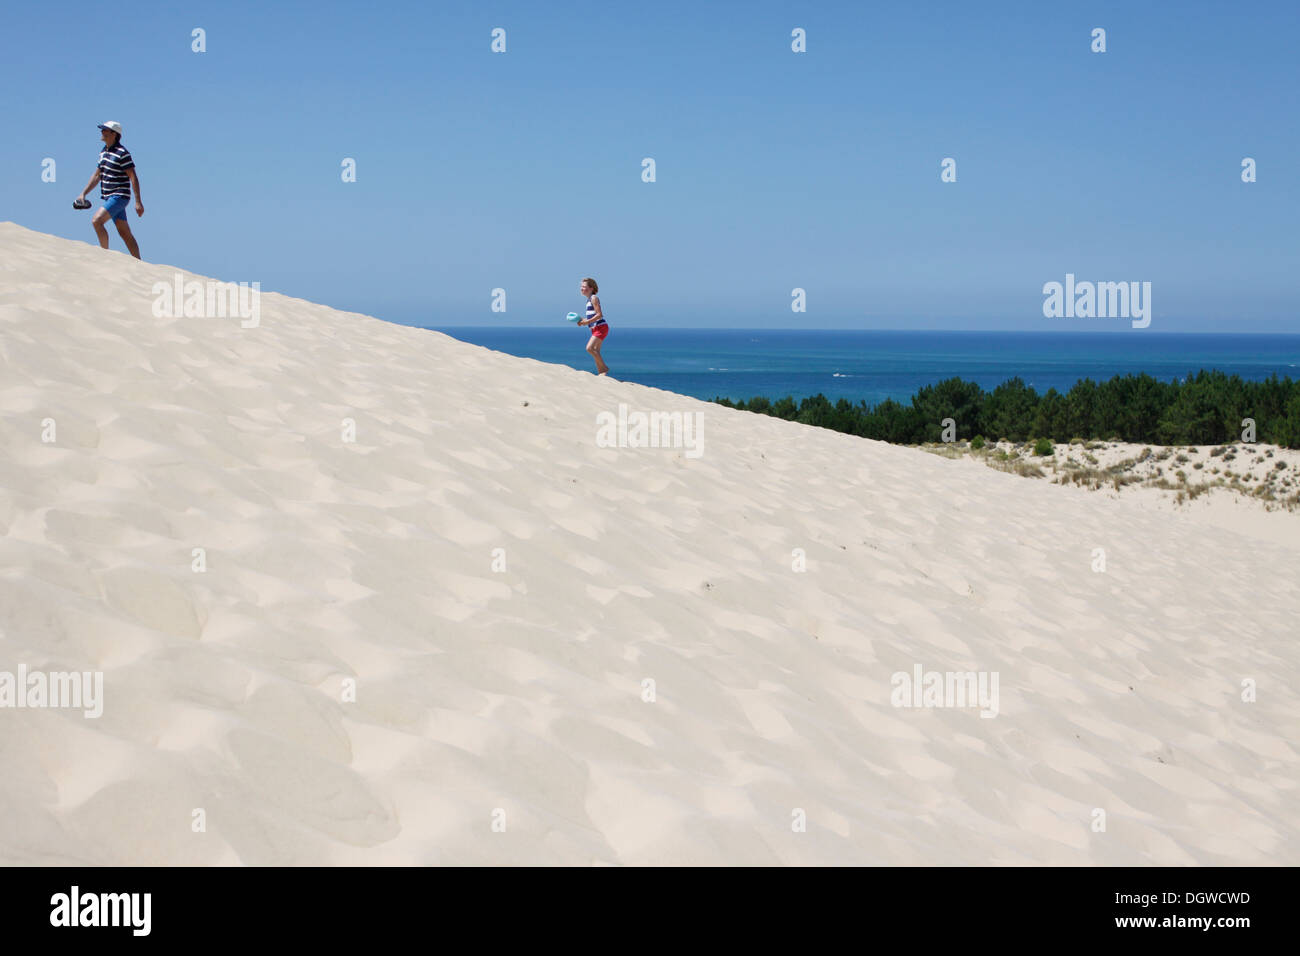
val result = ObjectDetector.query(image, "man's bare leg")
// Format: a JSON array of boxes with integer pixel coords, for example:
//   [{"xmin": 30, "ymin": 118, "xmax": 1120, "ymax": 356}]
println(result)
[
  {"xmin": 114, "ymin": 218, "xmax": 141, "ymax": 259},
  {"xmin": 91, "ymin": 209, "xmax": 111, "ymax": 249}
]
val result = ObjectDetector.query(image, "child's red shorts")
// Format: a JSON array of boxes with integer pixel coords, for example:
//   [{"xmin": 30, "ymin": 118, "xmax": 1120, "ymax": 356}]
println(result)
[{"xmin": 590, "ymin": 323, "xmax": 609, "ymax": 340}]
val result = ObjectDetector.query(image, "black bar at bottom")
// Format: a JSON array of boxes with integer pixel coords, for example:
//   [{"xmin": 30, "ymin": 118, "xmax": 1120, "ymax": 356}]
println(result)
[{"xmin": 0, "ymin": 866, "xmax": 1284, "ymax": 943}]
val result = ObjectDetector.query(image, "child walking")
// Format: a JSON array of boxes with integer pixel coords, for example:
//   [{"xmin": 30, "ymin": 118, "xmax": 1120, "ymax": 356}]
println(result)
[{"xmin": 577, "ymin": 277, "xmax": 610, "ymax": 375}]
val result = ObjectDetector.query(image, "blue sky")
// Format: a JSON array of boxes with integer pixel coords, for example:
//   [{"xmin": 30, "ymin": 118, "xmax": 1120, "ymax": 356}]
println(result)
[{"xmin": 4, "ymin": 0, "xmax": 1298, "ymax": 330}]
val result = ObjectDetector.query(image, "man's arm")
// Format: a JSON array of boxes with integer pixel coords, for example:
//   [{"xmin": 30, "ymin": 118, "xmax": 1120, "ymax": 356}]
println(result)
[
  {"xmin": 78, "ymin": 169, "xmax": 100, "ymax": 201},
  {"xmin": 128, "ymin": 169, "xmax": 144, "ymax": 216}
]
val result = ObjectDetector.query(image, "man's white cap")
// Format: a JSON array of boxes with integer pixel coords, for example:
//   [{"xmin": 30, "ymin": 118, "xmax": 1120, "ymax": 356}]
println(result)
[{"xmin": 97, "ymin": 121, "xmax": 123, "ymax": 135}]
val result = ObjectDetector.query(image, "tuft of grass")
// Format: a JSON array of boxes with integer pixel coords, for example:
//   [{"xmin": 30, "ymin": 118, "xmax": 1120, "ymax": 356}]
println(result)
[
  {"xmin": 967, "ymin": 438, "xmax": 1298, "ymax": 510},
  {"xmin": 922, "ymin": 444, "xmax": 964, "ymax": 459},
  {"xmin": 988, "ymin": 457, "xmax": 1045, "ymax": 479},
  {"xmin": 1107, "ymin": 448, "xmax": 1150, "ymax": 475}
]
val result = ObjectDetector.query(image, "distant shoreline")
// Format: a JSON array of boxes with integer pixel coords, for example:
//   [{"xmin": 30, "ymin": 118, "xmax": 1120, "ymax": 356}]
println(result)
[
  {"xmin": 435, "ymin": 327, "xmax": 1300, "ymax": 412},
  {"xmin": 430, "ymin": 326, "xmax": 1300, "ymax": 335},
  {"xmin": 714, "ymin": 369, "xmax": 1300, "ymax": 449}
]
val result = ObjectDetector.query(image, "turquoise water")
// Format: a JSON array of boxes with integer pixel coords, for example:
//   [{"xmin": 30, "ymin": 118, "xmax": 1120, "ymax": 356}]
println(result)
[{"xmin": 432, "ymin": 329, "xmax": 1300, "ymax": 407}]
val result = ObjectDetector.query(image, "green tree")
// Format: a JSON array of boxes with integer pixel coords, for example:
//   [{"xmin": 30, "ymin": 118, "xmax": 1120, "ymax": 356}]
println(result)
[
  {"xmin": 911, "ymin": 377, "xmax": 984, "ymax": 442},
  {"xmin": 980, "ymin": 377, "xmax": 1038, "ymax": 442}
]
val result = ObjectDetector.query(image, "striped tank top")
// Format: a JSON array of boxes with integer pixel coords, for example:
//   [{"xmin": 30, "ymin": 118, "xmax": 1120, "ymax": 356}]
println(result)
[{"xmin": 585, "ymin": 296, "xmax": 606, "ymax": 327}]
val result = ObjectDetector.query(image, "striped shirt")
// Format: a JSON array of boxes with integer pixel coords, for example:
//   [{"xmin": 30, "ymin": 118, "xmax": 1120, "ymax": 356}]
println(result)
[
  {"xmin": 585, "ymin": 296, "xmax": 606, "ymax": 326},
  {"xmin": 97, "ymin": 144, "xmax": 135, "ymax": 198}
]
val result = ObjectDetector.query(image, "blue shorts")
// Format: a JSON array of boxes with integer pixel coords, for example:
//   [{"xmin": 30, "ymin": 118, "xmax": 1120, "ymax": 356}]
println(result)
[{"xmin": 102, "ymin": 194, "xmax": 130, "ymax": 222}]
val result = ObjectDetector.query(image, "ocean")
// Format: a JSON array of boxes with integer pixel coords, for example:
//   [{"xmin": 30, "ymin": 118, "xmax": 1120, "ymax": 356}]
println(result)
[{"xmin": 431, "ymin": 329, "xmax": 1300, "ymax": 408}]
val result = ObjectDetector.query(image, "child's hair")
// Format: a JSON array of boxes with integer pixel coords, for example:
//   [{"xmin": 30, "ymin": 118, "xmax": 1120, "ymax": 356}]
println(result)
[{"xmin": 582, "ymin": 277, "xmax": 599, "ymax": 294}]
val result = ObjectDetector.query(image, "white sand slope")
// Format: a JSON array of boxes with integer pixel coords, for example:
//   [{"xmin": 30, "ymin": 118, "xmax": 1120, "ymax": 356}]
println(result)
[{"xmin": 1, "ymin": 222, "xmax": 1297, "ymax": 866}]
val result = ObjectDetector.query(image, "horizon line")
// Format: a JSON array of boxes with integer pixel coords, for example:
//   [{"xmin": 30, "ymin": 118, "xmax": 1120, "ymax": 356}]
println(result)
[{"xmin": 423, "ymin": 325, "xmax": 1300, "ymax": 335}]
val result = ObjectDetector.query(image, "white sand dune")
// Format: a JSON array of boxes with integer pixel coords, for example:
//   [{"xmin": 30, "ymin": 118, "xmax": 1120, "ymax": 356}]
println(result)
[{"xmin": 1, "ymin": 222, "xmax": 1297, "ymax": 866}]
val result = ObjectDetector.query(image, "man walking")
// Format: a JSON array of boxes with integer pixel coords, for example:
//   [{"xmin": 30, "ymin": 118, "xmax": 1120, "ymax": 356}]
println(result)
[{"xmin": 76, "ymin": 121, "xmax": 144, "ymax": 259}]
